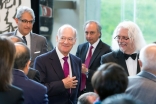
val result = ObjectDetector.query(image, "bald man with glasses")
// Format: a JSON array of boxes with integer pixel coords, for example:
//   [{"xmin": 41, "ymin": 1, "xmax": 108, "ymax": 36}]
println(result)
[
  {"xmin": 101, "ymin": 21, "xmax": 146, "ymax": 76},
  {"xmin": 2, "ymin": 6, "xmax": 48, "ymax": 67}
]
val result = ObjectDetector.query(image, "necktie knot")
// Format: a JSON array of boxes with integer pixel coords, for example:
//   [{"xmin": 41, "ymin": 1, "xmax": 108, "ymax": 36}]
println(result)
[
  {"xmin": 63, "ymin": 56, "xmax": 68, "ymax": 62},
  {"xmin": 124, "ymin": 53, "xmax": 137, "ymax": 60}
]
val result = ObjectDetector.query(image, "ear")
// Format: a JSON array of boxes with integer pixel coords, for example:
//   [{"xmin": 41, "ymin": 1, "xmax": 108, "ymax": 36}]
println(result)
[
  {"xmin": 56, "ymin": 35, "xmax": 59, "ymax": 42},
  {"xmin": 138, "ymin": 59, "xmax": 142, "ymax": 68},
  {"xmin": 73, "ymin": 38, "xmax": 76, "ymax": 45},
  {"xmin": 24, "ymin": 60, "xmax": 31, "ymax": 75},
  {"xmin": 15, "ymin": 18, "xmax": 19, "ymax": 24}
]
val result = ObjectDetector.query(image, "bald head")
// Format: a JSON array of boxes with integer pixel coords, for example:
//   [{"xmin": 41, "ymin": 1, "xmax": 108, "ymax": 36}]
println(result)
[
  {"xmin": 14, "ymin": 42, "xmax": 30, "ymax": 70},
  {"xmin": 139, "ymin": 44, "xmax": 156, "ymax": 72}
]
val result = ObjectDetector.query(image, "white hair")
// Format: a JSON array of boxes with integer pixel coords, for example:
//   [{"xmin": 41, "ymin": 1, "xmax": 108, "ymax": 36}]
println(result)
[
  {"xmin": 112, "ymin": 21, "xmax": 146, "ymax": 51},
  {"xmin": 57, "ymin": 24, "xmax": 77, "ymax": 38},
  {"xmin": 139, "ymin": 44, "xmax": 156, "ymax": 70}
]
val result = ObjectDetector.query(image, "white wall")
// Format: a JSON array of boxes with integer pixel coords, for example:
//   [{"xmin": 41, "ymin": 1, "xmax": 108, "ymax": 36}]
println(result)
[{"xmin": 52, "ymin": 0, "xmax": 86, "ymax": 54}]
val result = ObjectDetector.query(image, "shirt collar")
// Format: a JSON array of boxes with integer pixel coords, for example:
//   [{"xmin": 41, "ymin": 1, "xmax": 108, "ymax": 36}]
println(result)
[
  {"xmin": 56, "ymin": 47, "xmax": 69, "ymax": 60},
  {"xmin": 89, "ymin": 39, "xmax": 100, "ymax": 48}
]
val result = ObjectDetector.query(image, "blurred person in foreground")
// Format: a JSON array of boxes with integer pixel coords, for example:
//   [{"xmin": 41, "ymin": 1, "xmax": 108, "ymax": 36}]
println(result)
[
  {"xmin": 8, "ymin": 35, "xmax": 40, "ymax": 82},
  {"xmin": 13, "ymin": 42, "xmax": 48, "ymax": 104},
  {"xmin": 126, "ymin": 44, "xmax": 156, "ymax": 104},
  {"xmin": 92, "ymin": 62, "xmax": 128, "ymax": 104},
  {"xmin": 78, "ymin": 92, "xmax": 98, "ymax": 104},
  {"xmin": 102, "ymin": 94, "xmax": 144, "ymax": 104},
  {"xmin": 0, "ymin": 36, "xmax": 24, "ymax": 104}
]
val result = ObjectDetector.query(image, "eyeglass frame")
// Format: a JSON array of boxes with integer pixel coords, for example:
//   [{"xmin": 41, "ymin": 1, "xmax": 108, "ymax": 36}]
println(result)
[
  {"xmin": 18, "ymin": 18, "xmax": 35, "ymax": 24},
  {"xmin": 114, "ymin": 35, "xmax": 130, "ymax": 41},
  {"xmin": 58, "ymin": 36, "xmax": 76, "ymax": 43}
]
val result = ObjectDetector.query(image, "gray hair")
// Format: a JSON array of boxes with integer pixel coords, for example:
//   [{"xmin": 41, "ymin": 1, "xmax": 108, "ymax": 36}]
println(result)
[
  {"xmin": 15, "ymin": 6, "xmax": 35, "ymax": 20},
  {"xmin": 57, "ymin": 24, "xmax": 77, "ymax": 38},
  {"xmin": 139, "ymin": 44, "xmax": 156, "ymax": 71},
  {"xmin": 78, "ymin": 92, "xmax": 98, "ymax": 104},
  {"xmin": 83, "ymin": 20, "xmax": 102, "ymax": 38},
  {"xmin": 111, "ymin": 21, "xmax": 146, "ymax": 51}
]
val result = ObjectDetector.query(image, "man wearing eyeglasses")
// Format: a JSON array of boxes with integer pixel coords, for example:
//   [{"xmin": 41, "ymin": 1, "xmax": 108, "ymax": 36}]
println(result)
[
  {"xmin": 2, "ymin": 6, "xmax": 48, "ymax": 67},
  {"xmin": 34, "ymin": 24, "xmax": 81, "ymax": 104},
  {"xmin": 101, "ymin": 21, "xmax": 146, "ymax": 76},
  {"xmin": 76, "ymin": 20, "xmax": 112, "ymax": 94}
]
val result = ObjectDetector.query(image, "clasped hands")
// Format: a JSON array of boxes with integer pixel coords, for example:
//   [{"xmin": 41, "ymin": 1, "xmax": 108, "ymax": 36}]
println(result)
[{"xmin": 62, "ymin": 75, "xmax": 78, "ymax": 89}]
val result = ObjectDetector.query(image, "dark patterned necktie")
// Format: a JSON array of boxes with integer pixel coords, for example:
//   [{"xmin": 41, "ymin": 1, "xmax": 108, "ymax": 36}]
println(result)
[{"xmin": 22, "ymin": 36, "xmax": 27, "ymax": 45}]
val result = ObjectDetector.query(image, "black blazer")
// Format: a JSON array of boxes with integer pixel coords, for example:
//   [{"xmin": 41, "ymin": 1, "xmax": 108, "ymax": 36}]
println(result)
[
  {"xmin": 0, "ymin": 85, "xmax": 24, "ymax": 104},
  {"xmin": 100, "ymin": 50, "xmax": 140, "ymax": 75},
  {"xmin": 76, "ymin": 40, "xmax": 112, "ymax": 91},
  {"xmin": 34, "ymin": 49, "xmax": 81, "ymax": 104}
]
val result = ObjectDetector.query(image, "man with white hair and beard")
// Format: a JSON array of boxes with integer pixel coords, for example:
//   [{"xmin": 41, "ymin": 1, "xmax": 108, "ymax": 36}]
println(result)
[{"xmin": 101, "ymin": 21, "xmax": 146, "ymax": 76}]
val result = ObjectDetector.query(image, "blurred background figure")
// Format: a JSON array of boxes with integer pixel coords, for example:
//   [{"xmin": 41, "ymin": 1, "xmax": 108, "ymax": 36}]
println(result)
[
  {"xmin": 78, "ymin": 92, "xmax": 98, "ymax": 104},
  {"xmin": 101, "ymin": 21, "xmax": 146, "ymax": 76},
  {"xmin": 92, "ymin": 63, "xmax": 128, "ymax": 104},
  {"xmin": 126, "ymin": 44, "xmax": 156, "ymax": 104},
  {"xmin": 102, "ymin": 94, "xmax": 144, "ymax": 104},
  {"xmin": 76, "ymin": 20, "xmax": 112, "ymax": 94},
  {"xmin": 2, "ymin": 6, "xmax": 48, "ymax": 67},
  {"xmin": 0, "ymin": 36, "xmax": 24, "ymax": 104}
]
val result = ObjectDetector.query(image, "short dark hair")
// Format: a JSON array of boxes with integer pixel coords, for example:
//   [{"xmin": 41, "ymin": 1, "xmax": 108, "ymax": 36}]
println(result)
[
  {"xmin": 92, "ymin": 62, "xmax": 128, "ymax": 101},
  {"xmin": 14, "ymin": 42, "xmax": 30, "ymax": 70},
  {"xmin": 0, "ymin": 37, "xmax": 16, "ymax": 91},
  {"xmin": 102, "ymin": 94, "xmax": 144, "ymax": 104}
]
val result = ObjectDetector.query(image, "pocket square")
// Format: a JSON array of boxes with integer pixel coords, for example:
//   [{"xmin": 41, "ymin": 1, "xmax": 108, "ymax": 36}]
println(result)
[{"xmin": 34, "ymin": 51, "xmax": 40, "ymax": 54}]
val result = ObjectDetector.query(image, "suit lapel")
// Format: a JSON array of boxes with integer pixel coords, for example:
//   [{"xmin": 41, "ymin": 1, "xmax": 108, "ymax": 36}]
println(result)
[
  {"xmin": 116, "ymin": 50, "xmax": 129, "ymax": 75},
  {"xmin": 89, "ymin": 40, "xmax": 102, "ymax": 68},
  {"xmin": 138, "ymin": 71, "xmax": 156, "ymax": 82},
  {"xmin": 136, "ymin": 54, "xmax": 140, "ymax": 73},
  {"xmin": 49, "ymin": 49, "xmax": 65, "ymax": 79},
  {"xmin": 30, "ymin": 33, "xmax": 36, "ymax": 57},
  {"xmin": 81, "ymin": 43, "xmax": 89, "ymax": 63}
]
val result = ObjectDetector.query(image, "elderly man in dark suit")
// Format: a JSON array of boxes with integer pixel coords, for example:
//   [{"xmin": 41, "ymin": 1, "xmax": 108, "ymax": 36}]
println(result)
[
  {"xmin": 2, "ymin": 6, "xmax": 48, "ymax": 67},
  {"xmin": 101, "ymin": 21, "xmax": 146, "ymax": 76},
  {"xmin": 34, "ymin": 24, "xmax": 81, "ymax": 104},
  {"xmin": 13, "ymin": 42, "xmax": 48, "ymax": 104},
  {"xmin": 76, "ymin": 20, "xmax": 112, "ymax": 93},
  {"xmin": 126, "ymin": 44, "xmax": 156, "ymax": 104}
]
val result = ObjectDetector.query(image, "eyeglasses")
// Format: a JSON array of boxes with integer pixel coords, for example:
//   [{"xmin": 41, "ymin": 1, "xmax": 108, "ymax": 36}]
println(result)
[
  {"xmin": 59, "ymin": 37, "xmax": 75, "ymax": 43},
  {"xmin": 114, "ymin": 35, "xmax": 130, "ymax": 41},
  {"xmin": 18, "ymin": 18, "xmax": 35, "ymax": 24}
]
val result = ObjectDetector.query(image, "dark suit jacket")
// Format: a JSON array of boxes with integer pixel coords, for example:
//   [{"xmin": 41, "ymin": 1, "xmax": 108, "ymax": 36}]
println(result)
[
  {"xmin": 76, "ymin": 40, "xmax": 112, "ymax": 91},
  {"xmin": 2, "ymin": 30, "xmax": 48, "ymax": 67},
  {"xmin": 34, "ymin": 49, "xmax": 81, "ymax": 104},
  {"xmin": 12, "ymin": 69, "xmax": 48, "ymax": 104},
  {"xmin": 0, "ymin": 85, "xmax": 24, "ymax": 104},
  {"xmin": 100, "ymin": 50, "xmax": 140, "ymax": 75},
  {"xmin": 27, "ymin": 67, "xmax": 40, "ymax": 82},
  {"xmin": 126, "ymin": 71, "xmax": 156, "ymax": 104}
]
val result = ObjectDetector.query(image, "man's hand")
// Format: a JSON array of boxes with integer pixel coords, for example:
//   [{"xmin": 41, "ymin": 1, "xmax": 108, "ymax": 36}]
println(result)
[
  {"xmin": 62, "ymin": 75, "xmax": 78, "ymax": 89},
  {"xmin": 82, "ymin": 63, "xmax": 88, "ymax": 74}
]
